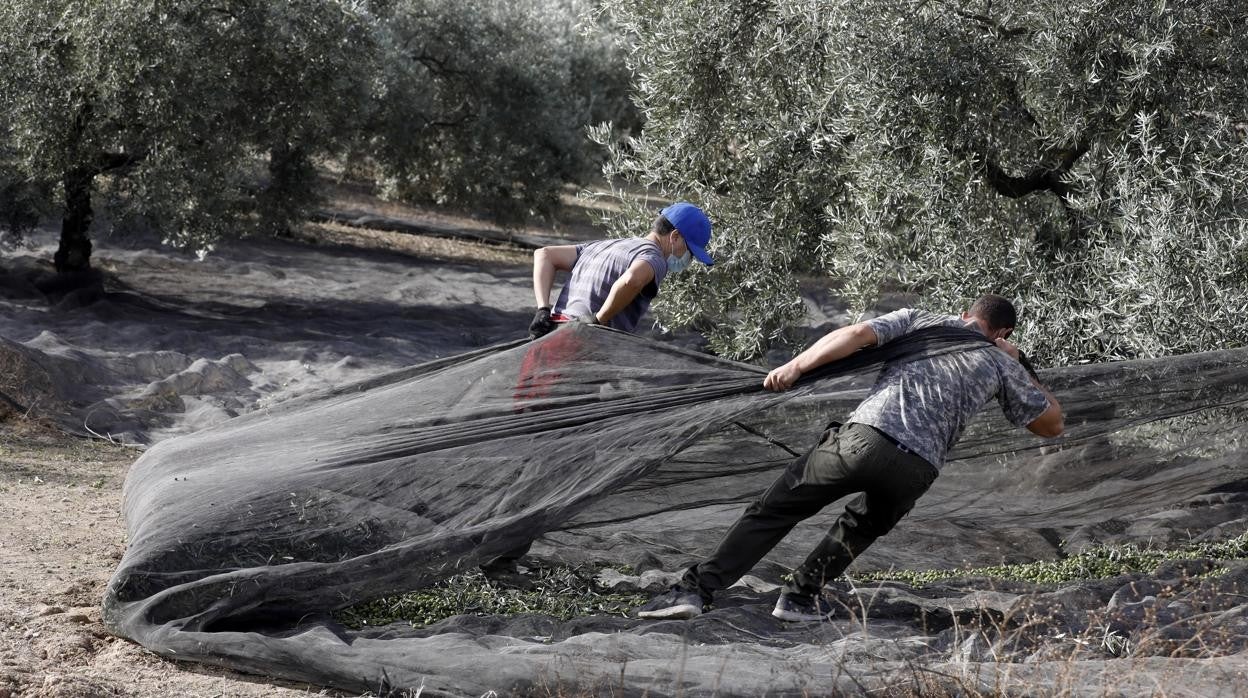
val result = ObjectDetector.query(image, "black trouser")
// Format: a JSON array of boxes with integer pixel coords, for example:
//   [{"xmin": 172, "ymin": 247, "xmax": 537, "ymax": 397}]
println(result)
[
  {"xmin": 482, "ymin": 540, "xmax": 532, "ymax": 571},
  {"xmin": 680, "ymin": 422, "xmax": 939, "ymax": 602}
]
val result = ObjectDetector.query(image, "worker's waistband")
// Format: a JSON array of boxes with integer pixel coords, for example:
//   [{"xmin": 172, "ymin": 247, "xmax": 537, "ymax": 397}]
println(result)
[{"xmin": 853, "ymin": 422, "xmax": 915, "ymax": 456}]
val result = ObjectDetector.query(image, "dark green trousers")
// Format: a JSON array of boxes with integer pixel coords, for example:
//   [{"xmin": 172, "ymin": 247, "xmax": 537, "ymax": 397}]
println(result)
[{"xmin": 680, "ymin": 421, "xmax": 938, "ymax": 601}]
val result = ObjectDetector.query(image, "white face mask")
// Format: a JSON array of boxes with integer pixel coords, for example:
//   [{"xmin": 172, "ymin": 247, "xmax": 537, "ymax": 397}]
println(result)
[
  {"xmin": 666, "ymin": 233, "xmax": 693, "ymax": 274},
  {"xmin": 666, "ymin": 250, "xmax": 692, "ymax": 274}
]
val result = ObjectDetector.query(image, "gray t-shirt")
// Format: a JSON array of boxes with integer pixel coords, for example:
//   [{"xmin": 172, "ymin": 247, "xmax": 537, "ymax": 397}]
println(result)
[
  {"xmin": 553, "ymin": 238, "xmax": 668, "ymax": 332},
  {"xmin": 847, "ymin": 308, "xmax": 1050, "ymax": 468}
]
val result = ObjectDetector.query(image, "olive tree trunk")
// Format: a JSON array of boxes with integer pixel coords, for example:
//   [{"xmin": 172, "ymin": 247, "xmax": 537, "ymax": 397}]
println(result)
[{"xmin": 54, "ymin": 167, "xmax": 94, "ymax": 273}]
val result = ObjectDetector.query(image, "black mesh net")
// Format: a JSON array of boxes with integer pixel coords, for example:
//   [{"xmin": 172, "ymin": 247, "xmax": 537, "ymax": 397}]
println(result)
[{"xmin": 102, "ymin": 324, "xmax": 1248, "ymax": 695}]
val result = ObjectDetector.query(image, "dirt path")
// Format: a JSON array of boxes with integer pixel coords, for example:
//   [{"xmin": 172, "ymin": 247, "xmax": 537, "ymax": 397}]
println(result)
[{"xmin": 0, "ymin": 421, "xmax": 339, "ymax": 697}]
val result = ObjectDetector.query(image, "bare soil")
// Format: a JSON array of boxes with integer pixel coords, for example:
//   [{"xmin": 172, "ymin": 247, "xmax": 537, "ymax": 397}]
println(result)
[{"xmin": 0, "ymin": 419, "xmax": 340, "ymax": 697}]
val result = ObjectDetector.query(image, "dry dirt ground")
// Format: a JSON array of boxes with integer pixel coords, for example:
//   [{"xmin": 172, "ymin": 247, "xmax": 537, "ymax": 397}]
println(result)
[{"xmin": 0, "ymin": 419, "xmax": 345, "ymax": 698}]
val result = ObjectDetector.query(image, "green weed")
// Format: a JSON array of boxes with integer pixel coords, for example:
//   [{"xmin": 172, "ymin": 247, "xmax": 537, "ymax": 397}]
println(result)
[
  {"xmin": 336, "ymin": 566, "xmax": 647, "ymax": 630},
  {"xmin": 860, "ymin": 533, "xmax": 1248, "ymax": 587}
]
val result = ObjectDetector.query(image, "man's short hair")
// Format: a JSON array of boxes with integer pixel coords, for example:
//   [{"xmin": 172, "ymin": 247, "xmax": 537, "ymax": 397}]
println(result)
[
  {"xmin": 651, "ymin": 215, "xmax": 676, "ymax": 236},
  {"xmin": 969, "ymin": 294, "xmax": 1017, "ymax": 331}
]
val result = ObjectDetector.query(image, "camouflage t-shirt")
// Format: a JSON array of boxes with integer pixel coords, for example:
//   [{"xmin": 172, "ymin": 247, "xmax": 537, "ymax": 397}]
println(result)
[
  {"xmin": 846, "ymin": 309, "xmax": 1050, "ymax": 468},
  {"xmin": 553, "ymin": 238, "xmax": 668, "ymax": 333}
]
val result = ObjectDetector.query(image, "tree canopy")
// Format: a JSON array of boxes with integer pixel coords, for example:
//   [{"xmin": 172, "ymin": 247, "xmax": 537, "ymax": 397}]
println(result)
[
  {"xmin": 0, "ymin": 0, "xmax": 633, "ymax": 271},
  {"xmin": 594, "ymin": 0, "xmax": 1248, "ymax": 364}
]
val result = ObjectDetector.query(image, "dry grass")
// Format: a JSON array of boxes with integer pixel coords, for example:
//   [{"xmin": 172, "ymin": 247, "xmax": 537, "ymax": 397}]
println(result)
[
  {"xmin": 318, "ymin": 176, "xmax": 614, "ymax": 243},
  {"xmin": 289, "ymin": 176, "xmax": 648, "ymax": 267},
  {"xmin": 295, "ymin": 220, "xmax": 533, "ymax": 267}
]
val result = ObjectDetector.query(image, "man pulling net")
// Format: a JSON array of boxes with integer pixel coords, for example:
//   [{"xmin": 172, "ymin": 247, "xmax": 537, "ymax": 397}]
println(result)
[{"xmin": 637, "ymin": 294, "xmax": 1064, "ymax": 621}]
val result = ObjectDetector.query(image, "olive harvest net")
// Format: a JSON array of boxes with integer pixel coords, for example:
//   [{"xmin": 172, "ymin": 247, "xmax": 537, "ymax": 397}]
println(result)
[{"xmin": 102, "ymin": 323, "xmax": 1248, "ymax": 696}]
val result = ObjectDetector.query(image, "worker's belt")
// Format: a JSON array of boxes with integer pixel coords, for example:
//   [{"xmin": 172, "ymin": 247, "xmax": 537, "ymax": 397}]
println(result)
[{"xmin": 862, "ymin": 423, "xmax": 916, "ymax": 456}]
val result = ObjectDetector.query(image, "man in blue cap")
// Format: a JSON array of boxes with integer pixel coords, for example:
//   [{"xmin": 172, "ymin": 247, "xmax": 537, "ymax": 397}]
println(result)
[
  {"xmin": 484, "ymin": 203, "xmax": 713, "ymax": 587},
  {"xmin": 527, "ymin": 202, "xmax": 713, "ymax": 338}
]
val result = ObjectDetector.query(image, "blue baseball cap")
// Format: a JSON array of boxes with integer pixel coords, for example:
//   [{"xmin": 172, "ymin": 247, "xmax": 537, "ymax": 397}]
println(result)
[{"xmin": 660, "ymin": 202, "xmax": 713, "ymax": 266}]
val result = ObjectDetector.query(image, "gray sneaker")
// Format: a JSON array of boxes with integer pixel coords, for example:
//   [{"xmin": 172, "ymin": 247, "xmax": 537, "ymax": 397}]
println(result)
[
  {"xmin": 636, "ymin": 587, "xmax": 705, "ymax": 620},
  {"xmin": 772, "ymin": 593, "xmax": 835, "ymax": 622}
]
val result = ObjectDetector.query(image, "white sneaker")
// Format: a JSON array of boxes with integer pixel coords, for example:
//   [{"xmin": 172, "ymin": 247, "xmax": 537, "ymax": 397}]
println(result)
[
  {"xmin": 772, "ymin": 593, "xmax": 835, "ymax": 622},
  {"xmin": 636, "ymin": 588, "xmax": 706, "ymax": 620}
]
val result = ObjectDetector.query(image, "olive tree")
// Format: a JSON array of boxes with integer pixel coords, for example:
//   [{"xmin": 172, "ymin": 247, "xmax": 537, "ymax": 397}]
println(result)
[
  {"xmin": 0, "ymin": 0, "xmax": 635, "ymax": 273},
  {"xmin": 0, "ymin": 0, "xmax": 378, "ymax": 272},
  {"xmin": 593, "ymin": 0, "xmax": 1248, "ymax": 364},
  {"xmin": 0, "ymin": 154, "xmax": 47, "ymax": 242},
  {"xmin": 365, "ymin": 0, "xmax": 637, "ymax": 222}
]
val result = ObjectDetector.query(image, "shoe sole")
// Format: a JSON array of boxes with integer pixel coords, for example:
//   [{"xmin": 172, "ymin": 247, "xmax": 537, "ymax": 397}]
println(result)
[
  {"xmin": 637, "ymin": 604, "xmax": 702, "ymax": 620},
  {"xmin": 771, "ymin": 607, "xmax": 834, "ymax": 622}
]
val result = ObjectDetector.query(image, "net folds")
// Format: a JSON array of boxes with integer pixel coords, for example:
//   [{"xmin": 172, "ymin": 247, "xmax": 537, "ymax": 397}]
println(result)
[{"xmin": 102, "ymin": 324, "xmax": 1248, "ymax": 696}]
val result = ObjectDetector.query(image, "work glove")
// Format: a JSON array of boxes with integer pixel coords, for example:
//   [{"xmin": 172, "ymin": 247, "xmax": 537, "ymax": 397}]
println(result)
[{"xmin": 528, "ymin": 306, "xmax": 557, "ymax": 339}]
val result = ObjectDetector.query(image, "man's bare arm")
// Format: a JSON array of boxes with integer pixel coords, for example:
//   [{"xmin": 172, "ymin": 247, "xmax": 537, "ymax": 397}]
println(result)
[
  {"xmin": 764, "ymin": 323, "xmax": 878, "ymax": 392},
  {"xmin": 532, "ymin": 245, "xmax": 579, "ymax": 308},
  {"xmin": 1025, "ymin": 381, "xmax": 1064, "ymax": 437},
  {"xmin": 593, "ymin": 258, "xmax": 656, "ymax": 324},
  {"xmin": 994, "ymin": 338, "xmax": 1064, "ymax": 437}
]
